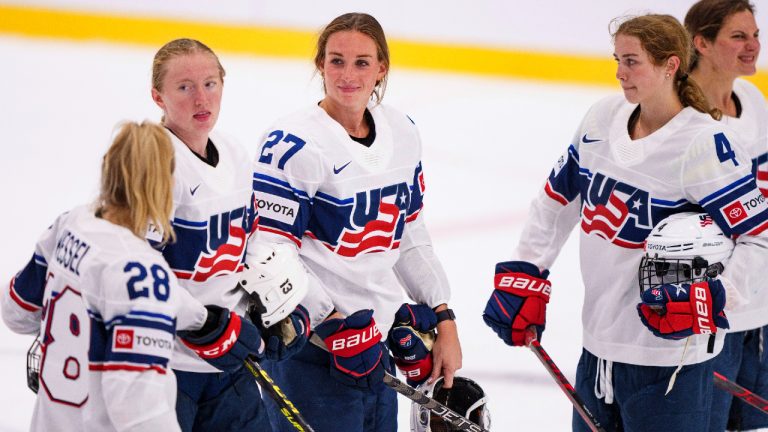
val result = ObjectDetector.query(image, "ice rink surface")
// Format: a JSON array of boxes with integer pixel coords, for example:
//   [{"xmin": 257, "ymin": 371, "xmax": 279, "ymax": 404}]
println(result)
[{"xmin": 0, "ymin": 35, "xmax": 616, "ymax": 431}]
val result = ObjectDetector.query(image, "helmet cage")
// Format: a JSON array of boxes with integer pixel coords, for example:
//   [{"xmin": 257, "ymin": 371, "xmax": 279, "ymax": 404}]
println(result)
[{"xmin": 638, "ymin": 255, "xmax": 724, "ymax": 294}]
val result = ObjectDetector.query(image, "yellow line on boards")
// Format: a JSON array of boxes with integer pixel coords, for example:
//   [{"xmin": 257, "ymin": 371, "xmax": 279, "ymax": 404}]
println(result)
[{"xmin": 1, "ymin": 4, "xmax": 767, "ymax": 92}]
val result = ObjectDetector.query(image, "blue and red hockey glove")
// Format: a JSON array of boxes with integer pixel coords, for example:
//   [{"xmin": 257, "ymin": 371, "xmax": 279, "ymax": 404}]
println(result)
[
  {"xmin": 256, "ymin": 305, "xmax": 310, "ymax": 362},
  {"xmin": 637, "ymin": 280, "xmax": 729, "ymax": 340},
  {"xmin": 483, "ymin": 261, "xmax": 551, "ymax": 346},
  {"xmin": 392, "ymin": 303, "xmax": 438, "ymax": 332},
  {"xmin": 314, "ymin": 309, "xmax": 384, "ymax": 389},
  {"xmin": 387, "ymin": 325, "xmax": 435, "ymax": 386},
  {"xmin": 180, "ymin": 305, "xmax": 265, "ymax": 372}
]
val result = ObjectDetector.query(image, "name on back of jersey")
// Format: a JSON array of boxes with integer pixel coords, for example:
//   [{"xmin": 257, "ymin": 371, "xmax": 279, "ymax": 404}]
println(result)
[{"xmin": 55, "ymin": 229, "xmax": 91, "ymax": 276}]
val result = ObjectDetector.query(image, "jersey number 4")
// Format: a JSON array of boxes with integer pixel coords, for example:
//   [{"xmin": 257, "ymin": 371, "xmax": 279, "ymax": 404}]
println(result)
[
  {"xmin": 258, "ymin": 130, "xmax": 306, "ymax": 170},
  {"xmin": 715, "ymin": 133, "xmax": 739, "ymax": 167}
]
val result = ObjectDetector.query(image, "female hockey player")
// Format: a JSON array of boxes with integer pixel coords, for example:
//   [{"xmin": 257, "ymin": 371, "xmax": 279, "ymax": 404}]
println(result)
[
  {"xmin": 482, "ymin": 14, "xmax": 768, "ymax": 432},
  {"xmin": 251, "ymin": 13, "xmax": 462, "ymax": 432},
  {"xmin": 684, "ymin": 1, "xmax": 768, "ymax": 430},
  {"xmin": 150, "ymin": 38, "xmax": 308, "ymax": 431},
  {"xmin": 1, "ymin": 121, "xmax": 265, "ymax": 431}
]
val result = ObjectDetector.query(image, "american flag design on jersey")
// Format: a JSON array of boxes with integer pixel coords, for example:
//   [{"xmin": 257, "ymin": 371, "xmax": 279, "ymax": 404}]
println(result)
[
  {"xmin": 255, "ymin": 163, "xmax": 424, "ymax": 258},
  {"xmin": 163, "ymin": 194, "xmax": 258, "ymax": 281},
  {"xmin": 544, "ymin": 143, "xmax": 768, "ymax": 248}
]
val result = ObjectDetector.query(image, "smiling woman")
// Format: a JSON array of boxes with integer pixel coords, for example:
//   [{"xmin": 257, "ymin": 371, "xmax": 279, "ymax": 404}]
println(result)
[
  {"xmin": 251, "ymin": 12, "xmax": 464, "ymax": 432},
  {"xmin": 482, "ymin": 13, "xmax": 768, "ymax": 432},
  {"xmin": 684, "ymin": 1, "xmax": 768, "ymax": 430}
]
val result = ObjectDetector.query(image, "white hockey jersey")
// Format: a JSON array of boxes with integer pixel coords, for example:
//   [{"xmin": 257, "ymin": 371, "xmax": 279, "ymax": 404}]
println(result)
[
  {"xmin": 252, "ymin": 103, "xmax": 450, "ymax": 335},
  {"xmin": 1, "ymin": 205, "xmax": 207, "ymax": 432},
  {"xmin": 717, "ymin": 79, "xmax": 768, "ymax": 332},
  {"xmin": 518, "ymin": 95, "xmax": 768, "ymax": 366},
  {"xmin": 160, "ymin": 131, "xmax": 258, "ymax": 372}
]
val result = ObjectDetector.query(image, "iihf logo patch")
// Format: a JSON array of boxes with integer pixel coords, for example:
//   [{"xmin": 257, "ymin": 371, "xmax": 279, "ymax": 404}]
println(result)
[{"xmin": 114, "ymin": 329, "xmax": 134, "ymax": 350}]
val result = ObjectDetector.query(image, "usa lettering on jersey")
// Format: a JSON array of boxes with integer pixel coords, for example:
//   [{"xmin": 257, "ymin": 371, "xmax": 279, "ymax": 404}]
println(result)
[{"xmin": 168, "ymin": 195, "xmax": 258, "ymax": 282}]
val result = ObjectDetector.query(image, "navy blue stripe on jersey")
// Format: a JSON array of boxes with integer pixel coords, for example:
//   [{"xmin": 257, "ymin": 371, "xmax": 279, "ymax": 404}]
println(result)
[
  {"xmin": 699, "ymin": 175, "xmax": 754, "ymax": 206},
  {"xmin": 9, "ymin": 253, "xmax": 49, "ymax": 310},
  {"xmin": 104, "ymin": 312, "xmax": 176, "ymax": 331},
  {"xmin": 545, "ymin": 145, "xmax": 581, "ymax": 206},
  {"xmin": 651, "ymin": 197, "xmax": 690, "ymax": 207},
  {"xmin": 173, "ymin": 218, "xmax": 207, "ymax": 229},
  {"xmin": 698, "ymin": 176, "xmax": 768, "ymax": 237},
  {"xmin": 253, "ymin": 173, "xmax": 313, "ymax": 245},
  {"xmin": 253, "ymin": 173, "xmax": 311, "ymax": 200},
  {"xmin": 753, "ymin": 152, "xmax": 768, "ymax": 197},
  {"xmin": 89, "ymin": 314, "xmax": 175, "ymax": 372}
]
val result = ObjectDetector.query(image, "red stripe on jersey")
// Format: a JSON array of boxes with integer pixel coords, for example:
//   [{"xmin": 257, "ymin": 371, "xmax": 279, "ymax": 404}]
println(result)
[
  {"xmin": 747, "ymin": 219, "xmax": 768, "ymax": 236},
  {"xmin": 89, "ymin": 363, "xmax": 167, "ymax": 374},
  {"xmin": 8, "ymin": 277, "xmax": 41, "ymax": 312},
  {"xmin": 260, "ymin": 226, "xmax": 302, "ymax": 247},
  {"xmin": 544, "ymin": 182, "xmax": 569, "ymax": 206}
]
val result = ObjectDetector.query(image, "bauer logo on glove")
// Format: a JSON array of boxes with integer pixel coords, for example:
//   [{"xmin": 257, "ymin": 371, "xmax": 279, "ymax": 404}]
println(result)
[{"xmin": 637, "ymin": 281, "xmax": 729, "ymax": 340}]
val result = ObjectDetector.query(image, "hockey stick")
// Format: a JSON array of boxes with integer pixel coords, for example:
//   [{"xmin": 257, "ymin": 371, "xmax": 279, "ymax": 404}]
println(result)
[
  {"xmin": 309, "ymin": 334, "xmax": 486, "ymax": 431},
  {"xmin": 525, "ymin": 328, "xmax": 607, "ymax": 432},
  {"xmin": 713, "ymin": 371, "xmax": 768, "ymax": 414},
  {"xmin": 383, "ymin": 371, "xmax": 490, "ymax": 432},
  {"xmin": 243, "ymin": 357, "xmax": 316, "ymax": 432}
]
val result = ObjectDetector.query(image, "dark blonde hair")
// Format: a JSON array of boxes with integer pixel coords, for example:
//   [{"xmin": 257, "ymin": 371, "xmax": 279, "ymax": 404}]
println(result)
[
  {"xmin": 685, "ymin": 0, "xmax": 756, "ymax": 70},
  {"xmin": 99, "ymin": 121, "xmax": 175, "ymax": 243},
  {"xmin": 152, "ymin": 38, "xmax": 225, "ymax": 92},
  {"xmin": 314, "ymin": 13, "xmax": 390, "ymax": 103},
  {"xmin": 613, "ymin": 14, "xmax": 721, "ymax": 120}
]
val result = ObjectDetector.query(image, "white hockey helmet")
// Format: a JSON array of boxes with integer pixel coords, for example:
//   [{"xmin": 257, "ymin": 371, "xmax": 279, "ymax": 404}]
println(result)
[
  {"xmin": 411, "ymin": 376, "xmax": 490, "ymax": 432},
  {"xmin": 638, "ymin": 212, "xmax": 734, "ymax": 293},
  {"xmin": 240, "ymin": 242, "xmax": 308, "ymax": 328}
]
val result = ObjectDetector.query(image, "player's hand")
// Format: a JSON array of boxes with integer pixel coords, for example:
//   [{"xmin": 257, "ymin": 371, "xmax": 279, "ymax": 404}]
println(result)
[
  {"xmin": 483, "ymin": 261, "xmax": 551, "ymax": 346},
  {"xmin": 179, "ymin": 305, "xmax": 264, "ymax": 372},
  {"xmin": 637, "ymin": 280, "xmax": 729, "ymax": 340},
  {"xmin": 256, "ymin": 304, "xmax": 310, "ymax": 362},
  {"xmin": 430, "ymin": 316, "xmax": 462, "ymax": 388},
  {"xmin": 314, "ymin": 309, "xmax": 384, "ymax": 389}
]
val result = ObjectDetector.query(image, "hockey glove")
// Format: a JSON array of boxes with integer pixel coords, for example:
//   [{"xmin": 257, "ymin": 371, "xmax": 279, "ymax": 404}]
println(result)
[
  {"xmin": 483, "ymin": 261, "xmax": 551, "ymax": 346},
  {"xmin": 387, "ymin": 325, "xmax": 435, "ymax": 386},
  {"xmin": 255, "ymin": 304, "xmax": 310, "ymax": 362},
  {"xmin": 179, "ymin": 305, "xmax": 265, "ymax": 372},
  {"xmin": 314, "ymin": 309, "xmax": 384, "ymax": 390},
  {"xmin": 637, "ymin": 280, "xmax": 729, "ymax": 340},
  {"xmin": 392, "ymin": 303, "xmax": 438, "ymax": 332}
]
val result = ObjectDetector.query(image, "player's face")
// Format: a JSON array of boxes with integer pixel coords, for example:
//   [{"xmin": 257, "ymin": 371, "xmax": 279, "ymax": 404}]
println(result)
[
  {"xmin": 319, "ymin": 30, "xmax": 387, "ymax": 111},
  {"xmin": 614, "ymin": 35, "xmax": 668, "ymax": 105},
  {"xmin": 151, "ymin": 52, "xmax": 223, "ymax": 141},
  {"xmin": 707, "ymin": 10, "xmax": 760, "ymax": 78}
]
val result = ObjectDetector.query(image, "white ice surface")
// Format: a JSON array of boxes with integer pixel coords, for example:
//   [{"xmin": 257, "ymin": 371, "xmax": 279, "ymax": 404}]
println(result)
[{"xmin": 0, "ymin": 35, "xmax": 615, "ymax": 431}]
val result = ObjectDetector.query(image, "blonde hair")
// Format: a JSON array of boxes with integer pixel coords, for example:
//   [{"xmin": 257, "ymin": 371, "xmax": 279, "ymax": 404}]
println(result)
[
  {"xmin": 99, "ymin": 121, "xmax": 176, "ymax": 243},
  {"xmin": 152, "ymin": 38, "xmax": 225, "ymax": 92},
  {"xmin": 613, "ymin": 14, "xmax": 721, "ymax": 120},
  {"xmin": 314, "ymin": 13, "xmax": 390, "ymax": 104}
]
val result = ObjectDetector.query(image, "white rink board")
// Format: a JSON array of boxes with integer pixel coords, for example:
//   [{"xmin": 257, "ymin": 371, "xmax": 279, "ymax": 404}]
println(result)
[{"xmin": 4, "ymin": 0, "xmax": 768, "ymax": 66}]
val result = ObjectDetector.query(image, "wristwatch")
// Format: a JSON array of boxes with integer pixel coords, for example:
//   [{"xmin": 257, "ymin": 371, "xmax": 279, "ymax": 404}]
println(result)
[{"xmin": 435, "ymin": 308, "xmax": 456, "ymax": 323}]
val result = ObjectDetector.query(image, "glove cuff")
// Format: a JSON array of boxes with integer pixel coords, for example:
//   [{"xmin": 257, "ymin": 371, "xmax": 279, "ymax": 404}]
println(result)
[{"xmin": 182, "ymin": 312, "xmax": 241, "ymax": 359}]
